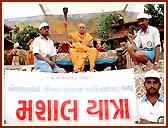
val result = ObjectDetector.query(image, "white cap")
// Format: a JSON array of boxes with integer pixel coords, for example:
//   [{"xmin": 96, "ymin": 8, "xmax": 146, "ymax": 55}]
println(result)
[
  {"xmin": 144, "ymin": 69, "xmax": 160, "ymax": 79},
  {"xmin": 137, "ymin": 13, "xmax": 152, "ymax": 20},
  {"xmin": 39, "ymin": 22, "xmax": 49, "ymax": 30},
  {"xmin": 14, "ymin": 42, "xmax": 19, "ymax": 48}
]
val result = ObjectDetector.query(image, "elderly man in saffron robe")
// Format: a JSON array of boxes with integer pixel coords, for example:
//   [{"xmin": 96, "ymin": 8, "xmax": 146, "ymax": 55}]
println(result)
[{"xmin": 64, "ymin": 22, "xmax": 98, "ymax": 73}]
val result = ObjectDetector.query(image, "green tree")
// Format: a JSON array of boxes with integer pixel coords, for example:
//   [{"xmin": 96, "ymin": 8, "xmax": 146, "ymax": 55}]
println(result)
[
  {"xmin": 96, "ymin": 11, "xmax": 120, "ymax": 50},
  {"xmin": 97, "ymin": 11, "xmax": 119, "ymax": 41},
  {"xmin": 6, "ymin": 25, "xmax": 39, "ymax": 50},
  {"xmin": 144, "ymin": 4, "xmax": 164, "ymax": 26}
]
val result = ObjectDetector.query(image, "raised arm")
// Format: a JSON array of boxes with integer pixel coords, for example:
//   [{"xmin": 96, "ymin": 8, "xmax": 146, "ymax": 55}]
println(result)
[
  {"xmin": 64, "ymin": 21, "xmax": 69, "ymax": 40},
  {"xmin": 124, "ymin": 31, "xmax": 136, "ymax": 47}
]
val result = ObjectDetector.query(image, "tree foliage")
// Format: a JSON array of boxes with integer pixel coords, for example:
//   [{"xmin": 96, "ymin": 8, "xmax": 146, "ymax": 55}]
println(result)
[
  {"xmin": 6, "ymin": 25, "xmax": 39, "ymax": 50},
  {"xmin": 97, "ymin": 11, "xmax": 119, "ymax": 41},
  {"xmin": 144, "ymin": 4, "xmax": 164, "ymax": 26},
  {"xmin": 96, "ymin": 12, "xmax": 120, "ymax": 50}
]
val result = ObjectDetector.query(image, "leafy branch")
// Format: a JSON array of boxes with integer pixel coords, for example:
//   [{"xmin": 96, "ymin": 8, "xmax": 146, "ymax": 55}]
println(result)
[
  {"xmin": 97, "ymin": 11, "xmax": 119, "ymax": 41},
  {"xmin": 144, "ymin": 4, "xmax": 164, "ymax": 25},
  {"xmin": 6, "ymin": 25, "xmax": 39, "ymax": 50}
]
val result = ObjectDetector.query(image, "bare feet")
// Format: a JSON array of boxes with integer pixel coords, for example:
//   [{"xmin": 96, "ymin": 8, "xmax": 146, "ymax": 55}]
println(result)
[
  {"xmin": 90, "ymin": 68, "xmax": 96, "ymax": 72},
  {"xmin": 73, "ymin": 69, "xmax": 82, "ymax": 73},
  {"xmin": 57, "ymin": 68, "xmax": 67, "ymax": 73},
  {"xmin": 134, "ymin": 65, "xmax": 143, "ymax": 74},
  {"xmin": 146, "ymin": 61, "xmax": 154, "ymax": 71}
]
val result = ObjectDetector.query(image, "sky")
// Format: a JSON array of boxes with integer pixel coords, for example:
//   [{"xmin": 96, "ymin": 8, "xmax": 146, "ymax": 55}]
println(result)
[{"xmin": 2, "ymin": 2, "xmax": 146, "ymax": 19}]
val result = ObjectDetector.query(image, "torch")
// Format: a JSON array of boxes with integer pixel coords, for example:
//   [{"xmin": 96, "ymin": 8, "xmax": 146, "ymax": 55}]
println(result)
[
  {"xmin": 63, "ymin": 7, "xmax": 68, "ymax": 41},
  {"xmin": 63, "ymin": 7, "xmax": 68, "ymax": 22}
]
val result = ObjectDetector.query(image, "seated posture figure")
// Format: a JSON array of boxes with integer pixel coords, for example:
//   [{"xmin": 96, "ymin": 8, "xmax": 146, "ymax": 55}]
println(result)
[
  {"xmin": 64, "ymin": 21, "xmax": 98, "ymax": 72},
  {"xmin": 9, "ymin": 42, "xmax": 20, "ymax": 65},
  {"xmin": 136, "ymin": 69, "xmax": 164, "ymax": 124},
  {"xmin": 33, "ymin": 22, "xmax": 66, "ymax": 73},
  {"xmin": 125, "ymin": 13, "xmax": 161, "ymax": 73}
]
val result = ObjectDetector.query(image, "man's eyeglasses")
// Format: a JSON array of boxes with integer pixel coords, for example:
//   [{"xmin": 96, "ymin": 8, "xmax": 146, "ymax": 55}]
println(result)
[{"xmin": 79, "ymin": 27, "xmax": 85, "ymax": 29}]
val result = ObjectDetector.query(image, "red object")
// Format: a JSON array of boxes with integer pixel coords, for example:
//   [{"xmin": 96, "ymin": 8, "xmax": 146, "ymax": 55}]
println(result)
[
  {"xmin": 57, "ymin": 42, "xmax": 71, "ymax": 53},
  {"xmin": 96, "ymin": 44, "xmax": 106, "ymax": 52}
]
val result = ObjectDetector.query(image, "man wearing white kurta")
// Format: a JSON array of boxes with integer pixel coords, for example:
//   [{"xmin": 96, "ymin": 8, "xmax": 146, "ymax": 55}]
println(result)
[
  {"xmin": 33, "ymin": 22, "xmax": 66, "ymax": 73},
  {"xmin": 125, "ymin": 13, "xmax": 161, "ymax": 73}
]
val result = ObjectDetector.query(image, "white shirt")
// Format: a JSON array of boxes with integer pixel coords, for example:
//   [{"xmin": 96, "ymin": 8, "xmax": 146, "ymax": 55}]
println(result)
[
  {"xmin": 134, "ymin": 25, "xmax": 160, "ymax": 49},
  {"xmin": 137, "ymin": 94, "xmax": 164, "ymax": 123},
  {"xmin": 33, "ymin": 35, "xmax": 56, "ymax": 58}
]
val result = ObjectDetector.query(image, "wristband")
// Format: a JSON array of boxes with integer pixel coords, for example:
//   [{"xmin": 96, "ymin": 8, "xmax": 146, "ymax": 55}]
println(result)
[{"xmin": 154, "ymin": 62, "xmax": 158, "ymax": 65}]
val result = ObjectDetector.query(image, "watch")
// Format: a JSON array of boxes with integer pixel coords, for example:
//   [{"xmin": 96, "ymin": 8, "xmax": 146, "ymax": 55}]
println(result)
[{"xmin": 154, "ymin": 62, "xmax": 158, "ymax": 65}]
